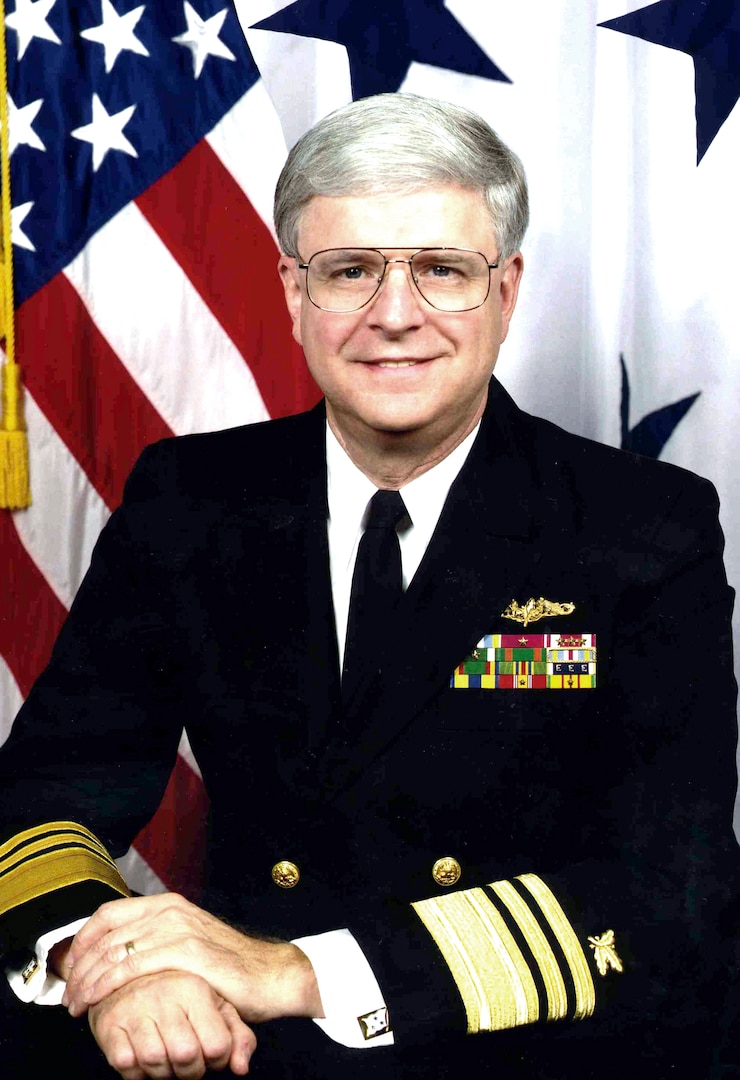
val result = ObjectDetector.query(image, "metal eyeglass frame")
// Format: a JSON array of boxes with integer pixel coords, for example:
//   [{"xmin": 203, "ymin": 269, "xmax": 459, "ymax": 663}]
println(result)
[{"xmin": 296, "ymin": 247, "xmax": 500, "ymax": 313}]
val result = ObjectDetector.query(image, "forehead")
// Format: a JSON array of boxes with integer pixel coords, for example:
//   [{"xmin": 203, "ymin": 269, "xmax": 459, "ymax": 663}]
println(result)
[{"xmin": 296, "ymin": 185, "xmax": 495, "ymax": 255}]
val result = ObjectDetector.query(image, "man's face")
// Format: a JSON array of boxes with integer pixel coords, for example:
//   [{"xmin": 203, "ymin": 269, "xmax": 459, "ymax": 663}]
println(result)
[{"xmin": 279, "ymin": 186, "xmax": 523, "ymax": 452}]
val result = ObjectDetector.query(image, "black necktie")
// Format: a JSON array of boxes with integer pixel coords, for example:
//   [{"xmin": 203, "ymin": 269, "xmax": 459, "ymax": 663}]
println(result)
[{"xmin": 342, "ymin": 489, "xmax": 407, "ymax": 704}]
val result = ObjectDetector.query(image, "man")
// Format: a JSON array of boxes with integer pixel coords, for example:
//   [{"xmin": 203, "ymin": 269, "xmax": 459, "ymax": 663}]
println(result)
[{"xmin": 0, "ymin": 93, "xmax": 737, "ymax": 1079}]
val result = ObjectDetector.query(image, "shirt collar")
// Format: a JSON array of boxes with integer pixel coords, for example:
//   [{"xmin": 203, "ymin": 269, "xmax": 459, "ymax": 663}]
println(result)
[{"xmin": 326, "ymin": 420, "xmax": 480, "ymax": 556}]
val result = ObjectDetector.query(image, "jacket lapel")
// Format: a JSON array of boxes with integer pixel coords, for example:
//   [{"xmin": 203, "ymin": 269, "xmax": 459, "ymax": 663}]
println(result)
[{"xmin": 218, "ymin": 405, "xmax": 341, "ymax": 763}]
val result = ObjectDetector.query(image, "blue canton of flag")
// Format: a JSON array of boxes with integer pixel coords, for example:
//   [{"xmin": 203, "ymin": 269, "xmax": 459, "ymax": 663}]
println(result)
[{"xmin": 8, "ymin": 0, "xmax": 258, "ymax": 305}]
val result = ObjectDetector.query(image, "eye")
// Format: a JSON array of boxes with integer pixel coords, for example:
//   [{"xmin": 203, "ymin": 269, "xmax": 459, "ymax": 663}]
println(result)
[
  {"xmin": 337, "ymin": 265, "xmax": 366, "ymax": 280},
  {"xmin": 322, "ymin": 259, "xmax": 377, "ymax": 283},
  {"xmin": 414, "ymin": 256, "xmax": 468, "ymax": 282},
  {"xmin": 428, "ymin": 264, "xmax": 459, "ymax": 278}
]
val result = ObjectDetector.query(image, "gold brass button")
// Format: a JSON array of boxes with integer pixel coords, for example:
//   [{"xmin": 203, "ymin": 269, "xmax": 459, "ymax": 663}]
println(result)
[
  {"xmin": 432, "ymin": 857, "xmax": 461, "ymax": 887},
  {"xmin": 271, "ymin": 860, "xmax": 300, "ymax": 888}
]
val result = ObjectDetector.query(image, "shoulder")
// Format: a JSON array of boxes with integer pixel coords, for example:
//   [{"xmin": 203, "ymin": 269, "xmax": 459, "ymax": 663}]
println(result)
[
  {"xmin": 482, "ymin": 380, "xmax": 722, "ymax": 562},
  {"xmin": 493, "ymin": 379, "xmax": 718, "ymax": 519},
  {"xmin": 122, "ymin": 406, "xmax": 325, "ymax": 506}
]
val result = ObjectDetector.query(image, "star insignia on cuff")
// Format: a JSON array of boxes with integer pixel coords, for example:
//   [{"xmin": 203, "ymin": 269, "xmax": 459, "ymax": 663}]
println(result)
[{"xmin": 358, "ymin": 1006, "xmax": 391, "ymax": 1040}]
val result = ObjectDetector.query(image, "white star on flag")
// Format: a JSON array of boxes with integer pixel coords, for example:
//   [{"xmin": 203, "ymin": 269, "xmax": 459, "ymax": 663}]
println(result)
[
  {"xmin": 6, "ymin": 95, "xmax": 46, "ymax": 156},
  {"xmin": 11, "ymin": 201, "xmax": 35, "ymax": 251},
  {"xmin": 173, "ymin": 2, "xmax": 236, "ymax": 80},
  {"xmin": 5, "ymin": 0, "xmax": 62, "ymax": 61},
  {"xmin": 70, "ymin": 93, "xmax": 138, "ymax": 172},
  {"xmin": 80, "ymin": 0, "xmax": 150, "ymax": 74}
]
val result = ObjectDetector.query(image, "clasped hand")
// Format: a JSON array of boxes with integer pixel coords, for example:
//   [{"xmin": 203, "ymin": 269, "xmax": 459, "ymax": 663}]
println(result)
[{"xmin": 60, "ymin": 893, "xmax": 323, "ymax": 1078}]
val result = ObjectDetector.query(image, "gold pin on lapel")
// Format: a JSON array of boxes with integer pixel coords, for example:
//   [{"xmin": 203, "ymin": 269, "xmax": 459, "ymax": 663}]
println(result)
[
  {"xmin": 501, "ymin": 597, "xmax": 575, "ymax": 627},
  {"xmin": 588, "ymin": 929, "xmax": 623, "ymax": 976}
]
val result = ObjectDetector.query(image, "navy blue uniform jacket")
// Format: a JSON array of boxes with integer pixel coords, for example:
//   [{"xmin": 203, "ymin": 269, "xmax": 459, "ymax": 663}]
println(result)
[{"xmin": 1, "ymin": 378, "xmax": 738, "ymax": 1077}]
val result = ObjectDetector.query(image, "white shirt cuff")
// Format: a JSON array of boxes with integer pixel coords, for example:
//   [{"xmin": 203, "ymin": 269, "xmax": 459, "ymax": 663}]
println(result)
[
  {"xmin": 4, "ymin": 917, "xmax": 89, "ymax": 1005},
  {"xmin": 292, "ymin": 928, "xmax": 394, "ymax": 1048}
]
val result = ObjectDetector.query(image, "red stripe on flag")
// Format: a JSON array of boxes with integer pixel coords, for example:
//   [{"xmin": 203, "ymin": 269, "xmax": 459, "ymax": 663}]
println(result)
[
  {"xmin": 135, "ymin": 140, "xmax": 321, "ymax": 420},
  {"xmin": 132, "ymin": 753, "xmax": 209, "ymax": 898},
  {"xmin": 0, "ymin": 515, "xmax": 67, "ymax": 697},
  {"xmin": 17, "ymin": 276, "xmax": 173, "ymax": 510}
]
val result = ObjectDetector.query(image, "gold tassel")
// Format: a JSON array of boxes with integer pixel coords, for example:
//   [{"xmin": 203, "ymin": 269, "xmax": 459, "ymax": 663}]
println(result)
[
  {"xmin": 0, "ymin": 0, "xmax": 31, "ymax": 510},
  {"xmin": 0, "ymin": 359, "xmax": 30, "ymax": 508}
]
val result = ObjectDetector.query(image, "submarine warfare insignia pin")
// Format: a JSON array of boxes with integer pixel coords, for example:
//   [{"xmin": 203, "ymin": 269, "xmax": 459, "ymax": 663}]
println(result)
[
  {"xmin": 588, "ymin": 930, "xmax": 623, "ymax": 976},
  {"xmin": 501, "ymin": 597, "xmax": 575, "ymax": 627}
]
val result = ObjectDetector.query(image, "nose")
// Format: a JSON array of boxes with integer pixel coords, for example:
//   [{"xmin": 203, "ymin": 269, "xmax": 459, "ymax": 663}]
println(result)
[{"xmin": 366, "ymin": 260, "xmax": 425, "ymax": 332}]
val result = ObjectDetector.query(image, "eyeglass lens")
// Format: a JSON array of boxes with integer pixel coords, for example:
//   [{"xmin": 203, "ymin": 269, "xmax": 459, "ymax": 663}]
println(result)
[{"xmin": 306, "ymin": 249, "xmax": 491, "ymax": 312}]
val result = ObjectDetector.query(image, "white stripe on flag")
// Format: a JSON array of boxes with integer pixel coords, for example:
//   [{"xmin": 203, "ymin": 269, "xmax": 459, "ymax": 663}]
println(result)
[
  {"xmin": 116, "ymin": 845, "xmax": 168, "ymax": 897},
  {"xmin": 62, "ymin": 203, "xmax": 270, "ymax": 437},
  {"xmin": 0, "ymin": 657, "xmax": 23, "ymax": 747},
  {"xmin": 13, "ymin": 393, "xmax": 111, "ymax": 608},
  {"xmin": 178, "ymin": 730, "xmax": 203, "ymax": 781},
  {"xmin": 206, "ymin": 82, "xmax": 288, "ymax": 241}
]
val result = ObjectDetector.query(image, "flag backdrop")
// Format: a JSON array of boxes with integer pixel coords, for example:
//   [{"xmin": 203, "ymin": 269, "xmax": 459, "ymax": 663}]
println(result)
[{"xmin": 1, "ymin": 0, "xmax": 738, "ymax": 896}]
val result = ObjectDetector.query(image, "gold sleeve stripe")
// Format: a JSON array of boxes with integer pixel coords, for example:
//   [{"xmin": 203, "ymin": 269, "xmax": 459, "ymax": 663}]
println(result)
[
  {"xmin": 411, "ymin": 887, "xmax": 539, "ymax": 1033},
  {"xmin": 0, "ymin": 821, "xmax": 113, "ymax": 862},
  {"xmin": 517, "ymin": 873, "xmax": 595, "ymax": 1020},
  {"xmin": 1, "ymin": 832, "xmax": 114, "ymax": 876},
  {"xmin": 0, "ymin": 847, "xmax": 129, "ymax": 916},
  {"xmin": 490, "ymin": 879, "xmax": 568, "ymax": 1021},
  {"xmin": 0, "ymin": 822, "xmax": 129, "ymax": 916}
]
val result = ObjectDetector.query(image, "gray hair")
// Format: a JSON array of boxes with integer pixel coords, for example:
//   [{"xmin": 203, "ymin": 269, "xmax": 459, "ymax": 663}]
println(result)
[{"xmin": 274, "ymin": 93, "xmax": 529, "ymax": 260}]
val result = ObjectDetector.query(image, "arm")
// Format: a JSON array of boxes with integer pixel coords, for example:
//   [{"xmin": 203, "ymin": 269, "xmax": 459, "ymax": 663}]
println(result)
[
  {"xmin": 345, "ymin": 474, "xmax": 739, "ymax": 1043},
  {"xmin": 0, "ymin": 442, "xmax": 185, "ymax": 954}
]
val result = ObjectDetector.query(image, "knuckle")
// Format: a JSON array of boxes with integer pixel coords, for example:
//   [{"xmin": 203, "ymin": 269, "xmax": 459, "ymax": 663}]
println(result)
[
  {"xmin": 202, "ymin": 1031, "xmax": 231, "ymax": 1063},
  {"xmin": 137, "ymin": 1042, "xmax": 167, "ymax": 1069},
  {"xmin": 106, "ymin": 1044, "xmax": 136, "ymax": 1071},
  {"xmin": 168, "ymin": 1035, "xmax": 200, "ymax": 1066},
  {"xmin": 97, "ymin": 899, "xmax": 120, "ymax": 922}
]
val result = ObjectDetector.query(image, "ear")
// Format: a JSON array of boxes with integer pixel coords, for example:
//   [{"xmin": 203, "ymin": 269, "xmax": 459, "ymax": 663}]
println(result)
[
  {"xmin": 497, "ymin": 252, "xmax": 524, "ymax": 345},
  {"xmin": 278, "ymin": 255, "xmax": 304, "ymax": 346}
]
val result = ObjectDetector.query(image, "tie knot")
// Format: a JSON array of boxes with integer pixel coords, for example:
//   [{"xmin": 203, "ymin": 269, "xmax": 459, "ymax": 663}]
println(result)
[{"xmin": 365, "ymin": 489, "xmax": 407, "ymax": 531}]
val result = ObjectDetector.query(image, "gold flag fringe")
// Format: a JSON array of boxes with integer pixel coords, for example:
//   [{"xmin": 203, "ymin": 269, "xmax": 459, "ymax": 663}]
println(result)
[{"xmin": 0, "ymin": 0, "xmax": 31, "ymax": 508}]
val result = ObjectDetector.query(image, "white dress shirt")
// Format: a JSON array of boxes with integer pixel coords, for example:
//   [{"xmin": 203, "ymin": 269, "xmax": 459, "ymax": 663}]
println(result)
[{"xmin": 5, "ymin": 418, "xmax": 480, "ymax": 1050}]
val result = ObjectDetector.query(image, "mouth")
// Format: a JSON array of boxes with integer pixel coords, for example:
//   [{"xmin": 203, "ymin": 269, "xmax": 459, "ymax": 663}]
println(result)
[{"xmin": 361, "ymin": 356, "xmax": 434, "ymax": 368}]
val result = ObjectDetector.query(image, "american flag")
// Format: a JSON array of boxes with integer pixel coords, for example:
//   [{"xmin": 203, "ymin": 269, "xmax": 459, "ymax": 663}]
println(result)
[
  {"xmin": 2, "ymin": 0, "xmax": 739, "ymax": 898},
  {"xmin": 0, "ymin": 0, "xmax": 320, "ymax": 894}
]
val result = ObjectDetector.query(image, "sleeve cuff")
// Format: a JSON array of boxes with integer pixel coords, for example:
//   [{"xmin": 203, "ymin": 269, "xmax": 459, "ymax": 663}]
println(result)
[
  {"xmin": 411, "ymin": 873, "xmax": 614, "ymax": 1033},
  {"xmin": 292, "ymin": 928, "xmax": 394, "ymax": 1048},
  {"xmin": 4, "ymin": 916, "xmax": 89, "ymax": 1005}
]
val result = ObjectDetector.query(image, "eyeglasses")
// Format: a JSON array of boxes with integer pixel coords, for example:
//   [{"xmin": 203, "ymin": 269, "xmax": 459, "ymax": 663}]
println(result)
[{"xmin": 297, "ymin": 247, "xmax": 499, "ymax": 313}]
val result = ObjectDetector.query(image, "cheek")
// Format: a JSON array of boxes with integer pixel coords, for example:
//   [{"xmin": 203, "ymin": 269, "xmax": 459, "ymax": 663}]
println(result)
[{"xmin": 300, "ymin": 313, "xmax": 360, "ymax": 369}]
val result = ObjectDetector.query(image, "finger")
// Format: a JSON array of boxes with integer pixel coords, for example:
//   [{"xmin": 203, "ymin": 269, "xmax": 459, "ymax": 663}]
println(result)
[
  {"xmin": 185, "ymin": 997, "xmax": 232, "ymax": 1073},
  {"xmin": 66, "ymin": 916, "xmax": 153, "ymax": 1001},
  {"xmin": 153, "ymin": 1012, "xmax": 206, "ymax": 1080},
  {"xmin": 68, "ymin": 897, "xmax": 146, "ymax": 962},
  {"xmin": 97, "ymin": 1023, "xmax": 147, "ymax": 1080},
  {"xmin": 69, "ymin": 894, "xmax": 185, "ymax": 965},
  {"xmin": 66, "ymin": 926, "xmax": 155, "ymax": 1013},
  {"xmin": 66, "ymin": 903, "xmax": 193, "ymax": 1009},
  {"xmin": 128, "ymin": 1015, "xmax": 177, "ymax": 1080},
  {"xmin": 68, "ymin": 943, "xmax": 190, "ymax": 1015},
  {"xmin": 219, "ymin": 1001, "xmax": 257, "ymax": 1076}
]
